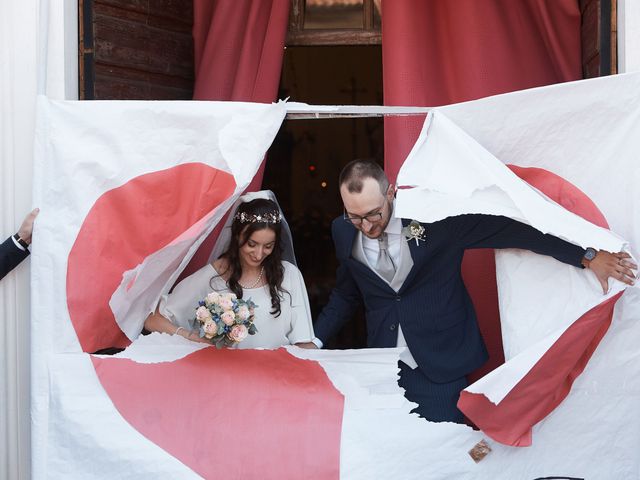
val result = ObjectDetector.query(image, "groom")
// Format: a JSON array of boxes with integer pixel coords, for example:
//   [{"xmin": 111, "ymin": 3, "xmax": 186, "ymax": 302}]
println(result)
[{"xmin": 300, "ymin": 160, "xmax": 636, "ymax": 422}]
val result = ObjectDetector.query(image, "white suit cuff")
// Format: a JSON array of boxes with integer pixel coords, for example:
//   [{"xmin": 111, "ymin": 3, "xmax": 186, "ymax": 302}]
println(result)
[{"xmin": 11, "ymin": 235, "xmax": 26, "ymax": 251}]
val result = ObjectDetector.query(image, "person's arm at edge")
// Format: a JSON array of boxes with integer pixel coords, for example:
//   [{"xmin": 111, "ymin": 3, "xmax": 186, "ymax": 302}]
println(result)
[{"xmin": 0, "ymin": 208, "xmax": 39, "ymax": 280}]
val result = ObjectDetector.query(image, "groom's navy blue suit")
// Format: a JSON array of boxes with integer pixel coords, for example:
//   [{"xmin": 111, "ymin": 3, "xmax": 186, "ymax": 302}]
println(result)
[
  {"xmin": 0, "ymin": 236, "xmax": 30, "ymax": 281},
  {"xmin": 315, "ymin": 213, "xmax": 586, "ymax": 420}
]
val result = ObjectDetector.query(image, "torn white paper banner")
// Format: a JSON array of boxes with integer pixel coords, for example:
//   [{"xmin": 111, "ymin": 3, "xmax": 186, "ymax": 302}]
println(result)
[
  {"xmin": 396, "ymin": 111, "xmax": 626, "ymax": 253},
  {"xmin": 438, "ymin": 71, "xmax": 640, "ymax": 403},
  {"xmin": 109, "ymin": 102, "xmax": 287, "ymax": 341},
  {"xmin": 31, "ymin": 75, "xmax": 640, "ymax": 479},
  {"xmin": 396, "ymin": 73, "xmax": 639, "ymax": 447},
  {"xmin": 397, "ymin": 109, "xmax": 627, "ymax": 401},
  {"xmin": 31, "ymin": 98, "xmax": 287, "ymax": 479}
]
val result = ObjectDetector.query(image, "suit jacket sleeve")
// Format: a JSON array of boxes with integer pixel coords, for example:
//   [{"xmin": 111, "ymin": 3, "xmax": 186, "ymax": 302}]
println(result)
[
  {"xmin": 0, "ymin": 236, "xmax": 30, "ymax": 280},
  {"xmin": 313, "ymin": 219, "xmax": 363, "ymax": 345},
  {"xmin": 445, "ymin": 214, "xmax": 586, "ymax": 267}
]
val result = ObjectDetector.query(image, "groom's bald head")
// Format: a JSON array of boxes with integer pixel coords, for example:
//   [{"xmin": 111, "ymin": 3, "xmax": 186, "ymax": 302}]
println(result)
[{"xmin": 339, "ymin": 159, "xmax": 389, "ymax": 195}]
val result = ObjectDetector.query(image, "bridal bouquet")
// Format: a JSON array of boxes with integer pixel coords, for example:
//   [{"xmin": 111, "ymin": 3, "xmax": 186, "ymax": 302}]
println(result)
[{"xmin": 193, "ymin": 292, "xmax": 258, "ymax": 348}]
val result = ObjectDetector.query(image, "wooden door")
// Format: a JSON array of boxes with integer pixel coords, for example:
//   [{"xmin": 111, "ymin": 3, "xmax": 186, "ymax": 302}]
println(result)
[
  {"xmin": 79, "ymin": 0, "xmax": 194, "ymax": 100},
  {"xmin": 79, "ymin": 1, "xmax": 617, "ymax": 100}
]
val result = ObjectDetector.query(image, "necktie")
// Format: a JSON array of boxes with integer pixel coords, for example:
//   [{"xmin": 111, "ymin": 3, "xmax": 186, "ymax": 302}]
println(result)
[{"xmin": 376, "ymin": 233, "xmax": 396, "ymax": 282}]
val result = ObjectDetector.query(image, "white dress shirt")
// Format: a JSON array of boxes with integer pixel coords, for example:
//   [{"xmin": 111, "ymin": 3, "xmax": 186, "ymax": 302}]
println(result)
[
  {"xmin": 361, "ymin": 214, "xmax": 403, "ymax": 273},
  {"xmin": 360, "ymin": 208, "xmax": 410, "ymax": 349}
]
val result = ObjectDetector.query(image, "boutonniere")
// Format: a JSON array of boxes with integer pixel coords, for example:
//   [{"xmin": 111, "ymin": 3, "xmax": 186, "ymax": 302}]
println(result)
[{"xmin": 402, "ymin": 220, "xmax": 427, "ymax": 246}]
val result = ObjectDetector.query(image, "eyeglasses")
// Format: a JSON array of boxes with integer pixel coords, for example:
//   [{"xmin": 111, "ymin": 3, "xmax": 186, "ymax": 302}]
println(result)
[{"xmin": 343, "ymin": 201, "xmax": 386, "ymax": 225}]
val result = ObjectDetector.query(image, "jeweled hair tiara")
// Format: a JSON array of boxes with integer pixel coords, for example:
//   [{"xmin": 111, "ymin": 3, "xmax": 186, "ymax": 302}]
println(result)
[{"xmin": 234, "ymin": 211, "xmax": 283, "ymax": 224}]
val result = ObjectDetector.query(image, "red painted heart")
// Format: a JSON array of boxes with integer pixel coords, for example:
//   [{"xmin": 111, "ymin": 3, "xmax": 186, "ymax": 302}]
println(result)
[
  {"xmin": 67, "ymin": 163, "xmax": 236, "ymax": 353},
  {"xmin": 460, "ymin": 165, "xmax": 618, "ymax": 446},
  {"xmin": 66, "ymin": 164, "xmax": 344, "ymax": 478}
]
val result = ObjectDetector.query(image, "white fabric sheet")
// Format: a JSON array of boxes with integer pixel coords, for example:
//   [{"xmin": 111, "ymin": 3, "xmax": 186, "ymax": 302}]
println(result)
[
  {"xmin": 31, "ymin": 98, "xmax": 286, "ymax": 478},
  {"xmin": 397, "ymin": 107, "xmax": 632, "ymax": 403},
  {"xmin": 31, "ymin": 74, "xmax": 640, "ymax": 479}
]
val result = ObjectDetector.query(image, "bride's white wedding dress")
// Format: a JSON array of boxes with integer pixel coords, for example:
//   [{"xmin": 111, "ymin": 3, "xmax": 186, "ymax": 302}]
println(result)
[{"xmin": 158, "ymin": 260, "xmax": 315, "ymax": 348}]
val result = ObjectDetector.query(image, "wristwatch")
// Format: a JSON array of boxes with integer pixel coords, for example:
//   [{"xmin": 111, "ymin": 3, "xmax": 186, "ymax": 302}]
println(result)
[
  {"xmin": 13, "ymin": 233, "xmax": 30, "ymax": 249},
  {"xmin": 581, "ymin": 247, "xmax": 598, "ymax": 268}
]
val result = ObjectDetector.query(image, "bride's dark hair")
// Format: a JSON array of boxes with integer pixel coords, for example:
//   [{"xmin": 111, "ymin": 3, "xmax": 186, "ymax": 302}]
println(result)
[{"xmin": 218, "ymin": 198, "xmax": 286, "ymax": 317}]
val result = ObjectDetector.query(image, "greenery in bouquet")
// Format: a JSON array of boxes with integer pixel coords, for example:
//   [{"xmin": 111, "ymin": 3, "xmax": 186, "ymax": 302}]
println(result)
[{"xmin": 192, "ymin": 291, "xmax": 258, "ymax": 348}]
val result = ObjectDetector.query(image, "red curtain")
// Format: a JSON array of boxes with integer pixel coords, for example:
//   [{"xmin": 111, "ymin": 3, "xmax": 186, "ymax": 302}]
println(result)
[
  {"xmin": 193, "ymin": 0, "xmax": 290, "ymax": 104},
  {"xmin": 187, "ymin": 0, "xmax": 290, "ymax": 273},
  {"xmin": 382, "ymin": 0, "xmax": 582, "ymax": 381}
]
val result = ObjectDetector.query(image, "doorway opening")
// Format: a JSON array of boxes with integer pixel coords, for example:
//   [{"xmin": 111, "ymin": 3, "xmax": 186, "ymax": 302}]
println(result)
[{"xmin": 263, "ymin": 45, "xmax": 383, "ymax": 348}]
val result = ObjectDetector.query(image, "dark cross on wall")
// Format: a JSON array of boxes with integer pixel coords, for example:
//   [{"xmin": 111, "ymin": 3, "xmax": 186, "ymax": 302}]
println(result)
[{"xmin": 340, "ymin": 76, "xmax": 368, "ymax": 159}]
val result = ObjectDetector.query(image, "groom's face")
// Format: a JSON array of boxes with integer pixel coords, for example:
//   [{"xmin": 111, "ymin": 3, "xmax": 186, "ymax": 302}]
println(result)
[{"xmin": 341, "ymin": 177, "xmax": 393, "ymax": 239}]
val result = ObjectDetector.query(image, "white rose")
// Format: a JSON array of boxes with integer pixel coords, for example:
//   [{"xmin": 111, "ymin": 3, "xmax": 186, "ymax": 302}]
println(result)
[
  {"xmin": 237, "ymin": 305, "xmax": 250, "ymax": 321},
  {"xmin": 203, "ymin": 319, "xmax": 218, "ymax": 339},
  {"xmin": 205, "ymin": 292, "xmax": 221, "ymax": 306},
  {"xmin": 196, "ymin": 306, "xmax": 212, "ymax": 322}
]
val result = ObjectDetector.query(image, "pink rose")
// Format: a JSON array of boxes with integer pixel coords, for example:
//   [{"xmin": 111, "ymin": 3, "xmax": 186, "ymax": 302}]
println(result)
[
  {"xmin": 237, "ymin": 305, "xmax": 250, "ymax": 321},
  {"xmin": 196, "ymin": 306, "xmax": 212, "ymax": 322},
  {"xmin": 203, "ymin": 319, "xmax": 218, "ymax": 339},
  {"xmin": 228, "ymin": 324, "xmax": 248, "ymax": 343},
  {"xmin": 221, "ymin": 311, "xmax": 235, "ymax": 326},
  {"xmin": 219, "ymin": 296, "xmax": 234, "ymax": 310}
]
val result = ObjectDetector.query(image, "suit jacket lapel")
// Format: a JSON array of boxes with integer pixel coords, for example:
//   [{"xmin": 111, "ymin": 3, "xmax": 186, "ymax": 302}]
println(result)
[
  {"xmin": 399, "ymin": 218, "xmax": 430, "ymax": 294},
  {"xmin": 338, "ymin": 221, "xmax": 358, "ymax": 260}
]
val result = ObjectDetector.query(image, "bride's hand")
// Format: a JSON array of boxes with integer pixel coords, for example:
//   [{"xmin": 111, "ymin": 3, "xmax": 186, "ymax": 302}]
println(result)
[
  {"xmin": 144, "ymin": 310, "xmax": 211, "ymax": 345},
  {"xmin": 174, "ymin": 327, "xmax": 211, "ymax": 344}
]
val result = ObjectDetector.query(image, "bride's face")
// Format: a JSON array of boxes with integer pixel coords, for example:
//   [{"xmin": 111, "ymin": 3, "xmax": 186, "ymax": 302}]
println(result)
[{"xmin": 239, "ymin": 227, "xmax": 277, "ymax": 269}]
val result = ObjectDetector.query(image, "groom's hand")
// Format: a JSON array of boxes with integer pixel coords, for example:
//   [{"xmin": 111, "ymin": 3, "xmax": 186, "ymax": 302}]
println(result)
[
  {"xmin": 295, "ymin": 342, "xmax": 319, "ymax": 349},
  {"xmin": 588, "ymin": 250, "xmax": 637, "ymax": 294}
]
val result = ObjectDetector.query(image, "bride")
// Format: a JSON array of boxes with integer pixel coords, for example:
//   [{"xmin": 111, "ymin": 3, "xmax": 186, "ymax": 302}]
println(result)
[{"xmin": 143, "ymin": 191, "xmax": 315, "ymax": 348}]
